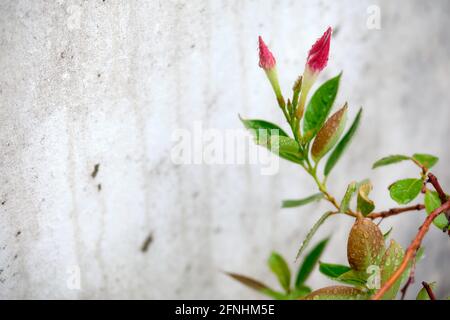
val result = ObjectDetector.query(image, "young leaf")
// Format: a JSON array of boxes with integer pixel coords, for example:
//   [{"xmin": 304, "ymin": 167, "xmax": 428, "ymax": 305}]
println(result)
[
  {"xmin": 372, "ymin": 155, "xmax": 410, "ymax": 169},
  {"xmin": 379, "ymin": 240, "xmax": 405, "ymax": 300},
  {"xmin": 295, "ymin": 211, "xmax": 333, "ymax": 261},
  {"xmin": 389, "ymin": 178, "xmax": 422, "ymax": 205},
  {"xmin": 268, "ymin": 135, "xmax": 304, "ymax": 164},
  {"xmin": 319, "ymin": 264, "xmax": 366, "ymax": 288},
  {"xmin": 311, "ymin": 104, "xmax": 348, "ymax": 163},
  {"xmin": 302, "ymin": 74, "xmax": 341, "ymax": 143},
  {"xmin": 412, "ymin": 153, "xmax": 439, "ymax": 169},
  {"xmin": 239, "ymin": 116, "xmax": 289, "ymax": 137},
  {"xmin": 357, "ymin": 180, "xmax": 375, "ymax": 215},
  {"xmin": 302, "ymin": 286, "xmax": 368, "ymax": 300},
  {"xmin": 340, "ymin": 181, "xmax": 357, "ymax": 213},
  {"xmin": 319, "ymin": 262, "xmax": 352, "ymax": 278},
  {"xmin": 277, "ymin": 152, "xmax": 304, "ymax": 165},
  {"xmin": 225, "ymin": 272, "xmax": 287, "ymax": 299},
  {"xmin": 268, "ymin": 252, "xmax": 291, "ymax": 293},
  {"xmin": 282, "ymin": 193, "xmax": 324, "ymax": 208},
  {"xmin": 324, "ymin": 108, "xmax": 362, "ymax": 176},
  {"xmin": 336, "ymin": 270, "xmax": 368, "ymax": 288},
  {"xmin": 239, "ymin": 115, "xmax": 304, "ymax": 164},
  {"xmin": 271, "ymin": 135, "xmax": 300, "ymax": 154},
  {"xmin": 416, "ymin": 282, "xmax": 437, "ymax": 300},
  {"xmin": 295, "ymin": 238, "xmax": 329, "ymax": 288},
  {"xmin": 424, "ymin": 190, "xmax": 450, "ymax": 230},
  {"xmin": 269, "ymin": 135, "xmax": 305, "ymax": 163}
]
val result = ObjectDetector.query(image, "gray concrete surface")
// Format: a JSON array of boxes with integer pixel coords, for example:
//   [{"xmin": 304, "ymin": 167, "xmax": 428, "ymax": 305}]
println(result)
[{"xmin": 0, "ymin": 0, "xmax": 449, "ymax": 299}]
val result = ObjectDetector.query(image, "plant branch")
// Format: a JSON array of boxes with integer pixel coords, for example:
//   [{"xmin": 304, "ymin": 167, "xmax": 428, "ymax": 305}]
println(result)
[
  {"xmin": 368, "ymin": 204, "xmax": 425, "ymax": 220},
  {"xmin": 303, "ymin": 156, "xmax": 347, "ymax": 215},
  {"xmin": 371, "ymin": 199, "xmax": 450, "ymax": 300},
  {"xmin": 427, "ymin": 172, "xmax": 450, "ymax": 231},
  {"xmin": 399, "ymin": 253, "xmax": 417, "ymax": 300},
  {"xmin": 428, "ymin": 173, "xmax": 448, "ymax": 204},
  {"xmin": 421, "ymin": 281, "xmax": 436, "ymax": 300}
]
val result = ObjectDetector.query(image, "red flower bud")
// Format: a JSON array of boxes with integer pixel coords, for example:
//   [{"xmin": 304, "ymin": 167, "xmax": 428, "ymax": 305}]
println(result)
[
  {"xmin": 296, "ymin": 27, "xmax": 333, "ymax": 122},
  {"xmin": 258, "ymin": 36, "xmax": 276, "ymax": 70},
  {"xmin": 306, "ymin": 27, "xmax": 332, "ymax": 73}
]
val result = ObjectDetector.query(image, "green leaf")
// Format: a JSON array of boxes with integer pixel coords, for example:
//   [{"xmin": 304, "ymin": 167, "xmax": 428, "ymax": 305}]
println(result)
[
  {"xmin": 357, "ymin": 180, "xmax": 375, "ymax": 215},
  {"xmin": 268, "ymin": 252, "xmax": 291, "ymax": 293},
  {"xmin": 271, "ymin": 135, "xmax": 301, "ymax": 154},
  {"xmin": 416, "ymin": 282, "xmax": 437, "ymax": 300},
  {"xmin": 225, "ymin": 272, "xmax": 287, "ymax": 299},
  {"xmin": 282, "ymin": 193, "xmax": 324, "ymax": 208},
  {"xmin": 260, "ymin": 289, "xmax": 289, "ymax": 300},
  {"xmin": 276, "ymin": 152, "xmax": 304, "ymax": 165},
  {"xmin": 416, "ymin": 247, "xmax": 425, "ymax": 262},
  {"xmin": 380, "ymin": 240, "xmax": 405, "ymax": 300},
  {"xmin": 311, "ymin": 104, "xmax": 348, "ymax": 163},
  {"xmin": 288, "ymin": 285, "xmax": 312, "ymax": 299},
  {"xmin": 295, "ymin": 211, "xmax": 333, "ymax": 261},
  {"xmin": 239, "ymin": 115, "xmax": 304, "ymax": 164},
  {"xmin": 295, "ymin": 238, "xmax": 329, "ymax": 288},
  {"xmin": 239, "ymin": 116, "xmax": 289, "ymax": 137},
  {"xmin": 319, "ymin": 262, "xmax": 352, "ymax": 278},
  {"xmin": 389, "ymin": 178, "xmax": 423, "ymax": 205},
  {"xmin": 424, "ymin": 190, "xmax": 450, "ymax": 230},
  {"xmin": 383, "ymin": 227, "xmax": 393, "ymax": 240},
  {"xmin": 303, "ymin": 74, "xmax": 341, "ymax": 143},
  {"xmin": 340, "ymin": 181, "xmax": 357, "ymax": 213},
  {"xmin": 412, "ymin": 153, "xmax": 439, "ymax": 169},
  {"xmin": 372, "ymin": 155, "xmax": 411, "ymax": 169},
  {"xmin": 269, "ymin": 135, "xmax": 305, "ymax": 163},
  {"xmin": 324, "ymin": 108, "xmax": 363, "ymax": 176},
  {"xmin": 337, "ymin": 270, "xmax": 368, "ymax": 288},
  {"xmin": 318, "ymin": 264, "xmax": 367, "ymax": 287}
]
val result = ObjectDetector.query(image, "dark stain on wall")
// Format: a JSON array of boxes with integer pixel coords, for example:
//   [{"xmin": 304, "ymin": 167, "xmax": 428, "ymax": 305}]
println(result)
[
  {"xmin": 141, "ymin": 232, "xmax": 154, "ymax": 253},
  {"xmin": 91, "ymin": 163, "xmax": 100, "ymax": 179}
]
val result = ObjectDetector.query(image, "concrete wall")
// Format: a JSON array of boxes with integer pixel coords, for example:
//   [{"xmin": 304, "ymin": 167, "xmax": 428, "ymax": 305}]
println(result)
[{"xmin": 0, "ymin": 0, "xmax": 449, "ymax": 299}]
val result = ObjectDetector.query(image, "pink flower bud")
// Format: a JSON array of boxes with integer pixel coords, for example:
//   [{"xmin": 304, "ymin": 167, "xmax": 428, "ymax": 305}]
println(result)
[
  {"xmin": 306, "ymin": 27, "xmax": 332, "ymax": 73},
  {"xmin": 258, "ymin": 36, "xmax": 276, "ymax": 70},
  {"xmin": 296, "ymin": 27, "xmax": 333, "ymax": 122}
]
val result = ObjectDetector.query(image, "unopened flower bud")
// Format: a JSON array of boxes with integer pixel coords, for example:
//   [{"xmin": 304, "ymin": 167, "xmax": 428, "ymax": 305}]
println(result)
[
  {"xmin": 258, "ymin": 36, "xmax": 276, "ymax": 71},
  {"xmin": 258, "ymin": 36, "xmax": 284, "ymax": 107},
  {"xmin": 296, "ymin": 27, "xmax": 332, "ymax": 120},
  {"xmin": 306, "ymin": 26, "xmax": 332, "ymax": 74}
]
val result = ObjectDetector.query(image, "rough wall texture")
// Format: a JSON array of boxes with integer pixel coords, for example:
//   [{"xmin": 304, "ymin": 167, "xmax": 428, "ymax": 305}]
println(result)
[{"xmin": 0, "ymin": 0, "xmax": 449, "ymax": 299}]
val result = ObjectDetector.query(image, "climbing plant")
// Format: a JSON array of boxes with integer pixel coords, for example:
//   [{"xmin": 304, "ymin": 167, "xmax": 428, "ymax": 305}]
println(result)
[{"xmin": 227, "ymin": 27, "xmax": 449, "ymax": 300}]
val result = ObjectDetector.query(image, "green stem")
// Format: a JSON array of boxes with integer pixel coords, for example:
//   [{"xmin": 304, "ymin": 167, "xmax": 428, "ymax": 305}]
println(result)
[{"xmin": 282, "ymin": 102, "xmax": 356, "ymax": 217}]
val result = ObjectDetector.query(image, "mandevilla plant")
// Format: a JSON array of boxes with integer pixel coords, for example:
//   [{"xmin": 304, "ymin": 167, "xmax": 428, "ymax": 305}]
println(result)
[{"xmin": 227, "ymin": 27, "xmax": 450, "ymax": 300}]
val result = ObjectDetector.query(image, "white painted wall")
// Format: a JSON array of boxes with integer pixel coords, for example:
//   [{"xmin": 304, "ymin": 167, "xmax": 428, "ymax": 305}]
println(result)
[{"xmin": 0, "ymin": 0, "xmax": 449, "ymax": 299}]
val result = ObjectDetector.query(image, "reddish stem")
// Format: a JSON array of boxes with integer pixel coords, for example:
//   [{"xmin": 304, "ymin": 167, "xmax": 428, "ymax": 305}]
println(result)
[
  {"xmin": 428, "ymin": 173, "xmax": 448, "ymax": 203},
  {"xmin": 421, "ymin": 281, "xmax": 436, "ymax": 300},
  {"xmin": 368, "ymin": 204, "xmax": 425, "ymax": 220},
  {"xmin": 371, "ymin": 199, "xmax": 450, "ymax": 300}
]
